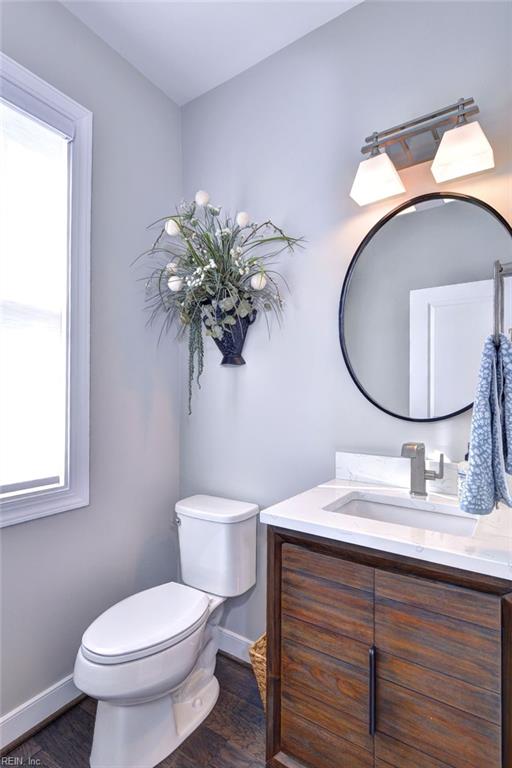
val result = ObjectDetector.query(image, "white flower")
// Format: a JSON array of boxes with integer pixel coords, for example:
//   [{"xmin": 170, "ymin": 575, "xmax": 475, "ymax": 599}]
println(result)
[
  {"xmin": 209, "ymin": 259, "xmax": 215, "ymax": 268},
  {"xmin": 167, "ymin": 276, "xmax": 183, "ymax": 292},
  {"xmin": 236, "ymin": 211, "xmax": 250, "ymax": 228},
  {"xmin": 250, "ymin": 273, "xmax": 267, "ymax": 291},
  {"xmin": 195, "ymin": 190, "xmax": 210, "ymax": 206},
  {"xmin": 165, "ymin": 218, "xmax": 180, "ymax": 236},
  {"xmin": 166, "ymin": 261, "xmax": 177, "ymax": 273}
]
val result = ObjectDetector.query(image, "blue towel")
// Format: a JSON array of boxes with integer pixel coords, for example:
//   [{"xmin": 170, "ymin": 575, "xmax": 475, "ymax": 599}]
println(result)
[{"xmin": 460, "ymin": 334, "xmax": 512, "ymax": 515}]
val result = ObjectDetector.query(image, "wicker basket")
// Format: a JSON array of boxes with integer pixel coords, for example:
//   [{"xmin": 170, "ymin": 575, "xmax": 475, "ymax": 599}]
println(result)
[{"xmin": 249, "ymin": 633, "xmax": 267, "ymax": 711}]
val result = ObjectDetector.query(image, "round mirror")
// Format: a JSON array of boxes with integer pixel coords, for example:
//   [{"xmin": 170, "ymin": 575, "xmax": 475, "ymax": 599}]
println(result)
[{"xmin": 339, "ymin": 193, "xmax": 512, "ymax": 422}]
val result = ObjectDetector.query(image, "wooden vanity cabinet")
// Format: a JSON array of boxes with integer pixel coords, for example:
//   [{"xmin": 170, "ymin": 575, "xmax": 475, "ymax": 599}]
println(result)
[{"xmin": 266, "ymin": 527, "xmax": 512, "ymax": 768}]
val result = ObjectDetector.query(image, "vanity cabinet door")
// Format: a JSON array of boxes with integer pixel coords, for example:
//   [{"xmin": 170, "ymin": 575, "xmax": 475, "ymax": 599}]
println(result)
[
  {"xmin": 374, "ymin": 570, "xmax": 503, "ymax": 768},
  {"xmin": 278, "ymin": 544, "xmax": 374, "ymax": 768}
]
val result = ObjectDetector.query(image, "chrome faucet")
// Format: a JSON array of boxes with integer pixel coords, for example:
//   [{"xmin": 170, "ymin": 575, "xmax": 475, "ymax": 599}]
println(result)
[{"xmin": 401, "ymin": 442, "xmax": 444, "ymax": 498}]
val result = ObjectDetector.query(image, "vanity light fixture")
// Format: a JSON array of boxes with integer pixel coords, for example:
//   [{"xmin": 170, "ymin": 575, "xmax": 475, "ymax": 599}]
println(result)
[{"xmin": 351, "ymin": 98, "xmax": 494, "ymax": 206}]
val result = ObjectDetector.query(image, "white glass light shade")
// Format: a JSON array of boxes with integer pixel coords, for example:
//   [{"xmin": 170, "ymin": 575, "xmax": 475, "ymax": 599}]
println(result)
[
  {"xmin": 431, "ymin": 121, "xmax": 494, "ymax": 183},
  {"xmin": 350, "ymin": 152, "xmax": 405, "ymax": 207}
]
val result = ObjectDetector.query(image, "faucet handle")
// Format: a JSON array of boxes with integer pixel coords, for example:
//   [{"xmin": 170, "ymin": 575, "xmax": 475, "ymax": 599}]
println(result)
[{"xmin": 425, "ymin": 453, "xmax": 444, "ymax": 481}]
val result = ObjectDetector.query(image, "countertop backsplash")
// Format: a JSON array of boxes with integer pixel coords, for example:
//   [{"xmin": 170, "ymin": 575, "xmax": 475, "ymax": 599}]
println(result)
[{"xmin": 335, "ymin": 451, "xmax": 459, "ymax": 496}]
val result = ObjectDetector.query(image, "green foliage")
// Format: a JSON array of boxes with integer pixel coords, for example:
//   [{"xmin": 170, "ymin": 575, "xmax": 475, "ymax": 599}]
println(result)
[{"xmin": 140, "ymin": 197, "xmax": 303, "ymax": 412}]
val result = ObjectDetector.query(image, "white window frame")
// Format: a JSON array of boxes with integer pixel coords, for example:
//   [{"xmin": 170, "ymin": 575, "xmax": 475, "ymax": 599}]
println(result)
[{"xmin": 0, "ymin": 53, "xmax": 92, "ymax": 527}]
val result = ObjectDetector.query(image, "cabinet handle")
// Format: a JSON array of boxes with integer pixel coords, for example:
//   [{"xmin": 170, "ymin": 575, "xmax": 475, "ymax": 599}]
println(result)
[{"xmin": 368, "ymin": 645, "xmax": 376, "ymax": 736}]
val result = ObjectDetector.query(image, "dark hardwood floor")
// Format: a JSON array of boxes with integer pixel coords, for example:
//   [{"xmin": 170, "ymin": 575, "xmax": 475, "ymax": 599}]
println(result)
[{"xmin": 6, "ymin": 655, "xmax": 265, "ymax": 768}]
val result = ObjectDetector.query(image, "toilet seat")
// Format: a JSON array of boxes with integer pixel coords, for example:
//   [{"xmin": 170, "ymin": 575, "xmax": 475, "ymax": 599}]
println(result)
[{"xmin": 81, "ymin": 582, "xmax": 209, "ymax": 665}]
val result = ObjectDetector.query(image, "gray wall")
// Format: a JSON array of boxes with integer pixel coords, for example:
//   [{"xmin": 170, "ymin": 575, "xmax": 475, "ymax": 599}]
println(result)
[
  {"xmin": 181, "ymin": 0, "xmax": 512, "ymax": 641},
  {"xmin": 0, "ymin": 2, "xmax": 182, "ymax": 714}
]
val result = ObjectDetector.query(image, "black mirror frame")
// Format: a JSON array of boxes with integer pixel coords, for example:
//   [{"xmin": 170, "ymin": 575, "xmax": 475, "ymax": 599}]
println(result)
[{"xmin": 339, "ymin": 192, "xmax": 512, "ymax": 423}]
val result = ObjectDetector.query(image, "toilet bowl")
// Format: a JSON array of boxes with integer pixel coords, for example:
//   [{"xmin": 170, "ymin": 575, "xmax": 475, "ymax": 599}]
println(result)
[
  {"xmin": 74, "ymin": 494, "xmax": 258, "ymax": 768},
  {"xmin": 74, "ymin": 582, "xmax": 225, "ymax": 768}
]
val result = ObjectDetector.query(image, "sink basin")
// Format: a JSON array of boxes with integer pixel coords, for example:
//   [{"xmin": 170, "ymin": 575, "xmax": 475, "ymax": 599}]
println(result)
[{"xmin": 324, "ymin": 495, "xmax": 478, "ymax": 537}]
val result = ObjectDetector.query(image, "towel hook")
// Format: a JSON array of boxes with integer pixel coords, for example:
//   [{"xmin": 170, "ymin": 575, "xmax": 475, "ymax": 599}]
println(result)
[
  {"xmin": 493, "ymin": 260, "xmax": 512, "ymax": 345},
  {"xmin": 494, "ymin": 260, "xmax": 503, "ymax": 346}
]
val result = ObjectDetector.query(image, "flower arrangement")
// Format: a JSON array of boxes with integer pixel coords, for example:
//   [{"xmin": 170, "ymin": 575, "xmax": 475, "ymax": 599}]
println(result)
[{"xmin": 141, "ymin": 190, "xmax": 302, "ymax": 412}]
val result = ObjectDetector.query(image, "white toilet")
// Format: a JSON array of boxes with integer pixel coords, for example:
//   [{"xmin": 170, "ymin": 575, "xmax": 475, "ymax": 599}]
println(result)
[{"xmin": 74, "ymin": 494, "xmax": 258, "ymax": 768}]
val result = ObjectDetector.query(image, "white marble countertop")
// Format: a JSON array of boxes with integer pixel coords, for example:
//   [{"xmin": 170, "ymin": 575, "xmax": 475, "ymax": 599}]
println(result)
[{"xmin": 260, "ymin": 478, "xmax": 512, "ymax": 581}]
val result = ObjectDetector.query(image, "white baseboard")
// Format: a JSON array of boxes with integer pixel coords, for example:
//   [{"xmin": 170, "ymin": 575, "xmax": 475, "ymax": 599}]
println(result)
[
  {"xmin": 217, "ymin": 626, "xmax": 253, "ymax": 663},
  {"xmin": 0, "ymin": 674, "xmax": 80, "ymax": 751}
]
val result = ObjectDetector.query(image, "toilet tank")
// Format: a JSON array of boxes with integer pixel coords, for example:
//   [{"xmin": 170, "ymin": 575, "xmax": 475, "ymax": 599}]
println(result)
[{"xmin": 175, "ymin": 495, "xmax": 258, "ymax": 597}]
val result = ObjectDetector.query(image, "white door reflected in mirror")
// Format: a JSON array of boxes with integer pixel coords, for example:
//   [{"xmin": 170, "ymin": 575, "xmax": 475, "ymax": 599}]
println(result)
[{"xmin": 409, "ymin": 278, "xmax": 512, "ymax": 419}]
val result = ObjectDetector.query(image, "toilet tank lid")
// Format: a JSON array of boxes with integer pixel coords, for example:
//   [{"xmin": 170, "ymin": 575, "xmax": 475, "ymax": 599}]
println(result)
[{"xmin": 176, "ymin": 494, "xmax": 259, "ymax": 523}]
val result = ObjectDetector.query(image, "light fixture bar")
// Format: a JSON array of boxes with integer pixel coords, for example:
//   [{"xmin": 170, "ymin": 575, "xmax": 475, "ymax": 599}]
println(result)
[
  {"xmin": 363, "ymin": 98, "xmax": 475, "ymax": 145},
  {"xmin": 360, "ymin": 98, "xmax": 480, "ymax": 168}
]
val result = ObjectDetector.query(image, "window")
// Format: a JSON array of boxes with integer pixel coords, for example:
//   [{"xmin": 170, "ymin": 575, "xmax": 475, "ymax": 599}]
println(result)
[{"xmin": 0, "ymin": 54, "xmax": 92, "ymax": 526}]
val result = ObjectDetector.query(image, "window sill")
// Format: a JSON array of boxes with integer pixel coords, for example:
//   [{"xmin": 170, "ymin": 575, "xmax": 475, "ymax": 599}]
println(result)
[{"xmin": 0, "ymin": 484, "xmax": 89, "ymax": 528}]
